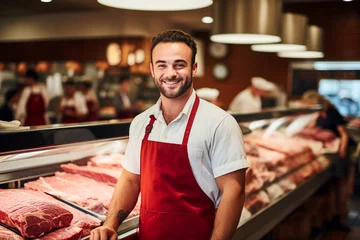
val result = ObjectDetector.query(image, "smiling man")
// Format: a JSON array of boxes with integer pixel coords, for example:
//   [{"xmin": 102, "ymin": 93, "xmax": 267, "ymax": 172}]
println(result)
[{"xmin": 90, "ymin": 30, "xmax": 248, "ymax": 240}]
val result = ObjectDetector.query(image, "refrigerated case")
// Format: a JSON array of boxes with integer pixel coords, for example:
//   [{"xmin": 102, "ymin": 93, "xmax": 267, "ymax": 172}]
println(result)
[{"xmin": 0, "ymin": 106, "xmax": 340, "ymax": 240}]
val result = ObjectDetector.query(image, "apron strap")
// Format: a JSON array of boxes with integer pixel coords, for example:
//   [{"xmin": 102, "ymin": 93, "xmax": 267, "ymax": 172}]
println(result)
[
  {"xmin": 182, "ymin": 95, "xmax": 200, "ymax": 145},
  {"xmin": 144, "ymin": 115, "xmax": 157, "ymax": 140}
]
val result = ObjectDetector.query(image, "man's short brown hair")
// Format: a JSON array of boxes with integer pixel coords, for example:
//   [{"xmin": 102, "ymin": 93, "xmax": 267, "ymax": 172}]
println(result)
[{"xmin": 150, "ymin": 29, "xmax": 197, "ymax": 65}]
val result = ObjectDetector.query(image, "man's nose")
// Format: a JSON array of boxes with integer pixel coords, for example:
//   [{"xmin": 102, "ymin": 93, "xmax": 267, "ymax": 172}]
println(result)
[{"xmin": 166, "ymin": 66, "xmax": 177, "ymax": 79}]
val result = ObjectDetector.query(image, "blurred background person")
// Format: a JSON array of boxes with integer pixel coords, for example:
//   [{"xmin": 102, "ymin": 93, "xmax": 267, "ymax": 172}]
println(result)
[
  {"xmin": 58, "ymin": 78, "xmax": 88, "ymax": 124},
  {"xmin": 114, "ymin": 76, "xmax": 136, "ymax": 119},
  {"xmin": 302, "ymin": 90, "xmax": 358, "ymax": 232},
  {"xmin": 15, "ymin": 69, "xmax": 49, "ymax": 126},
  {"xmin": 196, "ymin": 87, "xmax": 223, "ymax": 108},
  {"xmin": 229, "ymin": 77, "xmax": 276, "ymax": 113},
  {"xmin": 0, "ymin": 89, "xmax": 18, "ymax": 121},
  {"xmin": 78, "ymin": 76, "xmax": 99, "ymax": 122}
]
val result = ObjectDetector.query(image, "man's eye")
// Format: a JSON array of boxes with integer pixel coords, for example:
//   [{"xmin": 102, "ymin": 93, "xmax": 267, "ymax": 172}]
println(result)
[
  {"xmin": 158, "ymin": 65, "xmax": 166, "ymax": 68},
  {"xmin": 175, "ymin": 64, "xmax": 185, "ymax": 68}
]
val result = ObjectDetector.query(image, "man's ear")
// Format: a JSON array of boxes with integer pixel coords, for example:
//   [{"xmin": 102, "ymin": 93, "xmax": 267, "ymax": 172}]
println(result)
[
  {"xmin": 192, "ymin": 62, "xmax": 198, "ymax": 77},
  {"xmin": 150, "ymin": 63, "xmax": 155, "ymax": 78}
]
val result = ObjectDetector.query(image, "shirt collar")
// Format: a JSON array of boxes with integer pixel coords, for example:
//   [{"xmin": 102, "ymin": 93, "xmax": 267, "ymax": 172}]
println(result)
[{"xmin": 151, "ymin": 89, "xmax": 196, "ymax": 121}]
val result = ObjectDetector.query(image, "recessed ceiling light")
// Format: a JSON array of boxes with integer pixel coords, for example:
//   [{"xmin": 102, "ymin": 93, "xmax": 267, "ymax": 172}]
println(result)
[
  {"xmin": 97, "ymin": 0, "xmax": 213, "ymax": 11},
  {"xmin": 202, "ymin": 16, "xmax": 213, "ymax": 24},
  {"xmin": 343, "ymin": 0, "xmax": 353, "ymax": 2},
  {"xmin": 277, "ymin": 51, "xmax": 324, "ymax": 59},
  {"xmin": 41, "ymin": 0, "xmax": 52, "ymax": 2},
  {"xmin": 211, "ymin": 34, "xmax": 281, "ymax": 45}
]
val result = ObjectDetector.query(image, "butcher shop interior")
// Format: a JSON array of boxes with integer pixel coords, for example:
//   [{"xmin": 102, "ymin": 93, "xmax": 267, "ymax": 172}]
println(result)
[{"xmin": 1, "ymin": 0, "xmax": 360, "ymax": 240}]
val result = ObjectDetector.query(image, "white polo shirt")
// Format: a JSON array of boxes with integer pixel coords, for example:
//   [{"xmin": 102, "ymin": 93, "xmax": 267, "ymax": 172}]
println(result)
[{"xmin": 122, "ymin": 89, "xmax": 248, "ymax": 207}]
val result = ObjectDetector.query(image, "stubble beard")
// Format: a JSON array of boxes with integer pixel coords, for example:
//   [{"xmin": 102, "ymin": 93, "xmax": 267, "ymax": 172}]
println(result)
[{"xmin": 154, "ymin": 75, "xmax": 193, "ymax": 99}]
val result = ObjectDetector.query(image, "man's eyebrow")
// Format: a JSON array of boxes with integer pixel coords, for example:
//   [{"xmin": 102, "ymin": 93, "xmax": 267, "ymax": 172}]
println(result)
[
  {"xmin": 174, "ymin": 59, "xmax": 187, "ymax": 64},
  {"xmin": 155, "ymin": 60, "xmax": 166, "ymax": 64}
]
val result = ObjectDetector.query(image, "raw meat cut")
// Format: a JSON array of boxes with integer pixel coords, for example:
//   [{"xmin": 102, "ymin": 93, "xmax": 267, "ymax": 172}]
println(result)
[
  {"xmin": 292, "ymin": 137, "xmax": 324, "ymax": 156},
  {"xmin": 244, "ymin": 142, "xmax": 259, "ymax": 157},
  {"xmin": 61, "ymin": 164, "xmax": 122, "ymax": 186},
  {"xmin": 245, "ymin": 161, "xmax": 264, "ymax": 194},
  {"xmin": 297, "ymin": 127, "xmax": 337, "ymax": 143},
  {"xmin": 32, "ymin": 191, "xmax": 101, "ymax": 237},
  {"xmin": 36, "ymin": 226, "xmax": 82, "ymax": 240},
  {"xmin": 88, "ymin": 154, "xmax": 124, "ymax": 169},
  {"xmin": 278, "ymin": 178, "xmax": 297, "ymax": 193},
  {"xmin": 245, "ymin": 191, "xmax": 270, "ymax": 214},
  {"xmin": 25, "ymin": 172, "xmax": 114, "ymax": 215},
  {"xmin": 0, "ymin": 225, "xmax": 24, "ymax": 240},
  {"xmin": 0, "ymin": 189, "xmax": 73, "ymax": 238},
  {"xmin": 247, "ymin": 155, "xmax": 276, "ymax": 184},
  {"xmin": 266, "ymin": 184, "xmax": 284, "ymax": 201}
]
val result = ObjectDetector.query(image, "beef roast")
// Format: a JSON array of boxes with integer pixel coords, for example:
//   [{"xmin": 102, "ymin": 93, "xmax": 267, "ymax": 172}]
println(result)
[
  {"xmin": 36, "ymin": 226, "xmax": 82, "ymax": 240},
  {"xmin": 0, "ymin": 225, "xmax": 24, "ymax": 240},
  {"xmin": 25, "ymin": 172, "xmax": 114, "ymax": 215},
  {"xmin": 88, "ymin": 154, "xmax": 124, "ymax": 169},
  {"xmin": 0, "ymin": 189, "xmax": 73, "ymax": 238},
  {"xmin": 61, "ymin": 164, "xmax": 121, "ymax": 186}
]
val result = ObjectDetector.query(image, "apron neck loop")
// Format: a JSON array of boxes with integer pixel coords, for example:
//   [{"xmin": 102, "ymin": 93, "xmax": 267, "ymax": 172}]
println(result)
[
  {"xmin": 182, "ymin": 95, "xmax": 200, "ymax": 145},
  {"xmin": 144, "ymin": 115, "xmax": 157, "ymax": 140}
]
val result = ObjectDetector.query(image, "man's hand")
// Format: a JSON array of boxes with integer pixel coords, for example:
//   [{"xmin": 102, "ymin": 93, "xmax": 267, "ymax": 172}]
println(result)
[{"xmin": 90, "ymin": 226, "xmax": 117, "ymax": 240}]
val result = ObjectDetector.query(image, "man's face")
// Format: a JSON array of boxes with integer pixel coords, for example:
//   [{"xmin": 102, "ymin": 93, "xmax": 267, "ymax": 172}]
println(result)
[{"xmin": 150, "ymin": 42, "xmax": 197, "ymax": 99}]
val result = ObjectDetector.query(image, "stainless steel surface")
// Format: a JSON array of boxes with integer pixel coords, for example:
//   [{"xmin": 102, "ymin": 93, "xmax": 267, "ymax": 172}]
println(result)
[
  {"xmin": 212, "ymin": 0, "xmax": 282, "ymax": 36},
  {"xmin": 306, "ymin": 25, "xmax": 324, "ymax": 52}
]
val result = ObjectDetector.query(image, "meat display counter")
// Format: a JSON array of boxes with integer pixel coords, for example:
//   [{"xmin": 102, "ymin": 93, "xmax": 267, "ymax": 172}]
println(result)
[{"xmin": 0, "ymin": 106, "xmax": 340, "ymax": 240}]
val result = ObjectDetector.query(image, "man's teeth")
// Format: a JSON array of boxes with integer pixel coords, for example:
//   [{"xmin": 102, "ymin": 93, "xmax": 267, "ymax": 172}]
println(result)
[{"xmin": 164, "ymin": 80, "xmax": 179, "ymax": 85}]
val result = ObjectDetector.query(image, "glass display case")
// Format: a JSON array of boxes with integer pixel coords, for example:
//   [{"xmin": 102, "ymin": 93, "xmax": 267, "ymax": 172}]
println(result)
[{"xmin": 0, "ymin": 106, "xmax": 340, "ymax": 240}]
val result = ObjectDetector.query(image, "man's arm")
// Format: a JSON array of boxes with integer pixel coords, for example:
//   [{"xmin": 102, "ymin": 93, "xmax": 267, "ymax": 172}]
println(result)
[
  {"xmin": 90, "ymin": 169, "xmax": 140, "ymax": 240},
  {"xmin": 211, "ymin": 169, "xmax": 246, "ymax": 240}
]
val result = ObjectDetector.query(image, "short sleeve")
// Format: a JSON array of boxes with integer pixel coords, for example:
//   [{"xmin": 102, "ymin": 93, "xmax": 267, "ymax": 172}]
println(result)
[
  {"xmin": 122, "ymin": 119, "xmax": 141, "ymax": 175},
  {"xmin": 211, "ymin": 115, "xmax": 248, "ymax": 178}
]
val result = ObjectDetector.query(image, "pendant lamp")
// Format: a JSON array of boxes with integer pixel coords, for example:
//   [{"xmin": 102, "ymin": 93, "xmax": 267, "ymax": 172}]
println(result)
[
  {"xmin": 278, "ymin": 25, "xmax": 324, "ymax": 59},
  {"xmin": 251, "ymin": 13, "xmax": 308, "ymax": 52},
  {"xmin": 97, "ymin": 0, "xmax": 213, "ymax": 11},
  {"xmin": 211, "ymin": 0, "xmax": 282, "ymax": 44}
]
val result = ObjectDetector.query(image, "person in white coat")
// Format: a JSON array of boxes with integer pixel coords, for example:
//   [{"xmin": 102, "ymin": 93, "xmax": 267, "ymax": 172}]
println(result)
[{"xmin": 228, "ymin": 77, "xmax": 276, "ymax": 113}]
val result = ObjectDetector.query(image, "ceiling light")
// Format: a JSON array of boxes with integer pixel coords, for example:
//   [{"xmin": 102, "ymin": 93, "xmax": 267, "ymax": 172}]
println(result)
[
  {"xmin": 202, "ymin": 16, "xmax": 213, "ymax": 24},
  {"xmin": 41, "ymin": 0, "xmax": 52, "ymax": 2},
  {"xmin": 278, "ymin": 51, "xmax": 324, "ymax": 59},
  {"xmin": 277, "ymin": 25, "xmax": 324, "ymax": 59},
  {"xmin": 211, "ymin": 0, "xmax": 282, "ymax": 44},
  {"xmin": 314, "ymin": 62, "xmax": 360, "ymax": 70},
  {"xmin": 251, "ymin": 13, "xmax": 308, "ymax": 52},
  {"xmin": 97, "ymin": 0, "xmax": 213, "ymax": 11},
  {"xmin": 343, "ymin": 0, "xmax": 353, "ymax": 2}
]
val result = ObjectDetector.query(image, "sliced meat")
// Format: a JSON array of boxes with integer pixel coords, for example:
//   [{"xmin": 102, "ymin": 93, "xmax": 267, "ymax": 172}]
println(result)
[
  {"xmin": 61, "ymin": 164, "xmax": 122, "ymax": 186},
  {"xmin": 278, "ymin": 178, "xmax": 297, "ymax": 193},
  {"xmin": 245, "ymin": 191, "xmax": 271, "ymax": 214},
  {"xmin": 266, "ymin": 183, "xmax": 284, "ymax": 201},
  {"xmin": 0, "ymin": 189, "xmax": 73, "ymax": 238},
  {"xmin": 244, "ymin": 142, "xmax": 259, "ymax": 156},
  {"xmin": 33, "ymin": 192, "xmax": 101, "ymax": 237},
  {"xmin": 0, "ymin": 225, "xmax": 24, "ymax": 240},
  {"xmin": 36, "ymin": 226, "xmax": 82, "ymax": 240},
  {"xmin": 88, "ymin": 154, "xmax": 124, "ymax": 169},
  {"xmin": 25, "ymin": 172, "xmax": 114, "ymax": 215}
]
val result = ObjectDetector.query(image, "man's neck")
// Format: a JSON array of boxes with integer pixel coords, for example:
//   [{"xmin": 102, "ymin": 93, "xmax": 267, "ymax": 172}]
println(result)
[{"xmin": 160, "ymin": 89, "xmax": 192, "ymax": 124}]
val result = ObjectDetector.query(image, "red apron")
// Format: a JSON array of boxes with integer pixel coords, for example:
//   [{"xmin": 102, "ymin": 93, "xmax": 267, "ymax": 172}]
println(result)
[
  {"xmin": 86, "ymin": 100, "xmax": 99, "ymax": 122},
  {"xmin": 24, "ymin": 93, "xmax": 46, "ymax": 126},
  {"xmin": 61, "ymin": 106, "xmax": 77, "ymax": 124},
  {"xmin": 139, "ymin": 96, "xmax": 215, "ymax": 240}
]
